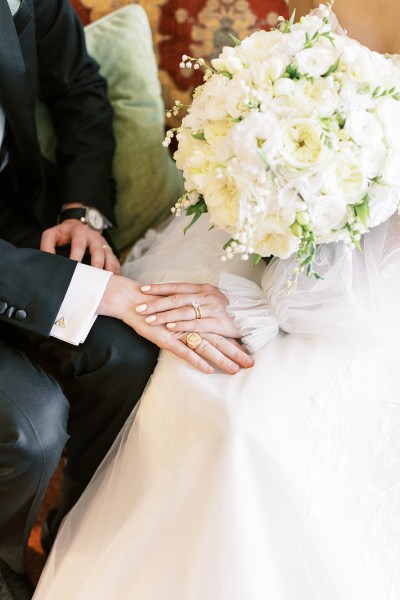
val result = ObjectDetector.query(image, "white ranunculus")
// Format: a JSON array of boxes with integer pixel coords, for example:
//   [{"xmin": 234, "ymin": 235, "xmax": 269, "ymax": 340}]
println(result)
[
  {"xmin": 295, "ymin": 47, "xmax": 338, "ymax": 78},
  {"xmin": 280, "ymin": 118, "xmax": 326, "ymax": 169},
  {"xmin": 367, "ymin": 183, "xmax": 399, "ymax": 227},
  {"xmin": 322, "ymin": 153, "xmax": 368, "ymax": 204},
  {"xmin": 252, "ymin": 212, "xmax": 300, "ymax": 259},
  {"xmin": 375, "ymin": 97, "xmax": 400, "ymax": 151},
  {"xmin": 344, "ymin": 110, "xmax": 383, "ymax": 147},
  {"xmin": 309, "ymin": 194, "xmax": 349, "ymax": 236}
]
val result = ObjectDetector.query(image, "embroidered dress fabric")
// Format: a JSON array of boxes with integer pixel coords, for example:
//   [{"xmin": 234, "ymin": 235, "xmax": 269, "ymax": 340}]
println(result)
[{"xmin": 33, "ymin": 8, "xmax": 400, "ymax": 600}]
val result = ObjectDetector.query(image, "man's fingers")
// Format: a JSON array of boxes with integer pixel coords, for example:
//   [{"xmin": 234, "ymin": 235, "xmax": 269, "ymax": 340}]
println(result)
[
  {"xmin": 69, "ymin": 236, "xmax": 88, "ymax": 263},
  {"xmin": 104, "ymin": 249, "xmax": 121, "ymax": 275},
  {"xmin": 40, "ymin": 229, "xmax": 58, "ymax": 254}
]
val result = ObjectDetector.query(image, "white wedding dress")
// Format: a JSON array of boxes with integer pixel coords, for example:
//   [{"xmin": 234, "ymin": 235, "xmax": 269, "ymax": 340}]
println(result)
[{"xmin": 34, "ymin": 10, "xmax": 400, "ymax": 600}]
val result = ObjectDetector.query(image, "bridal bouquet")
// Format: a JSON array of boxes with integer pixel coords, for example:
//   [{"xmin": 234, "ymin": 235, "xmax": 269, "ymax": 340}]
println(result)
[{"xmin": 166, "ymin": 3, "xmax": 400, "ymax": 276}]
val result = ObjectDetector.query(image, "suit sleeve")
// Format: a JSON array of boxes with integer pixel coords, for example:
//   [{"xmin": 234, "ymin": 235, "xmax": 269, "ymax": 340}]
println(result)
[
  {"xmin": 33, "ymin": 0, "xmax": 116, "ymax": 221},
  {"xmin": 0, "ymin": 239, "xmax": 77, "ymax": 337}
]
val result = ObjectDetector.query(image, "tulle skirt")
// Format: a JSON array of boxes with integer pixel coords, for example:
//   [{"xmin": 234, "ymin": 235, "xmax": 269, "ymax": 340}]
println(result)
[{"xmin": 33, "ymin": 216, "xmax": 400, "ymax": 600}]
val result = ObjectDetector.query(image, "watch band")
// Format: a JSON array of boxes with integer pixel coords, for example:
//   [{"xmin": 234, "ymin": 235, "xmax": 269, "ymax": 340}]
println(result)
[
  {"xmin": 58, "ymin": 208, "xmax": 87, "ymax": 223},
  {"xmin": 58, "ymin": 206, "xmax": 112, "ymax": 232}
]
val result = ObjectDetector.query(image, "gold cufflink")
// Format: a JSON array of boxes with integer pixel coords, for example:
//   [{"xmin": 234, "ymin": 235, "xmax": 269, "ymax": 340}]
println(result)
[{"xmin": 55, "ymin": 316, "xmax": 67, "ymax": 328}]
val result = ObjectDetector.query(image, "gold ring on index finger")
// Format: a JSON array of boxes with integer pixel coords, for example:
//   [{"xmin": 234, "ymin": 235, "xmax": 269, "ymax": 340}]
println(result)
[
  {"xmin": 186, "ymin": 332, "xmax": 202, "ymax": 350},
  {"xmin": 192, "ymin": 301, "xmax": 203, "ymax": 319}
]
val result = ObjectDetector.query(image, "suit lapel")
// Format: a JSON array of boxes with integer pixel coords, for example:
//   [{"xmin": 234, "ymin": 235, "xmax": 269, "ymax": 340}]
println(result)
[{"xmin": 0, "ymin": 0, "xmax": 38, "ymax": 169}]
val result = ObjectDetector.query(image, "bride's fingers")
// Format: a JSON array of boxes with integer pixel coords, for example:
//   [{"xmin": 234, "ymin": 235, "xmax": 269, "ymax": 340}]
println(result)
[
  {"xmin": 140, "ymin": 282, "xmax": 212, "ymax": 296},
  {"xmin": 166, "ymin": 317, "xmax": 241, "ymax": 339},
  {"xmin": 136, "ymin": 293, "xmax": 227, "ymax": 318},
  {"xmin": 194, "ymin": 334, "xmax": 253, "ymax": 372}
]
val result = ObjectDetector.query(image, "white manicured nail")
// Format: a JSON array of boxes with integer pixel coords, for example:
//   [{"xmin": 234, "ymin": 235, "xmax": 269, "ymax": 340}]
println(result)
[
  {"xmin": 166, "ymin": 322, "xmax": 176, "ymax": 329},
  {"xmin": 145, "ymin": 315, "xmax": 156, "ymax": 323},
  {"xmin": 141, "ymin": 285, "xmax": 151, "ymax": 291},
  {"xmin": 136, "ymin": 304, "xmax": 147, "ymax": 313}
]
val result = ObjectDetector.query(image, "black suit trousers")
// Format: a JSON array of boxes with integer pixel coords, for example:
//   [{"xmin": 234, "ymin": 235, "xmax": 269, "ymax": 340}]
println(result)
[{"xmin": 0, "ymin": 170, "xmax": 159, "ymax": 572}]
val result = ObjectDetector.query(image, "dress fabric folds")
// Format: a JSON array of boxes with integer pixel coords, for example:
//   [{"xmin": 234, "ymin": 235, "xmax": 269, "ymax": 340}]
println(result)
[{"xmin": 32, "ymin": 213, "xmax": 400, "ymax": 600}]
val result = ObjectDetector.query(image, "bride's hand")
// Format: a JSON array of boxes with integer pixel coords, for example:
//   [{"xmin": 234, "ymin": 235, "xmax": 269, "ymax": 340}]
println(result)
[
  {"xmin": 135, "ymin": 282, "xmax": 240, "ymax": 338},
  {"xmin": 97, "ymin": 276, "xmax": 253, "ymax": 374}
]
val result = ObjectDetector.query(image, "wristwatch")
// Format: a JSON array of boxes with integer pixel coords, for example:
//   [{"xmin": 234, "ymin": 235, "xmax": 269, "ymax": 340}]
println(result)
[{"xmin": 58, "ymin": 206, "xmax": 113, "ymax": 232}]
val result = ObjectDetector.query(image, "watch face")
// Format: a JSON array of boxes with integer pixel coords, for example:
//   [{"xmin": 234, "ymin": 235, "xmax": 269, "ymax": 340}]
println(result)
[{"xmin": 86, "ymin": 207, "xmax": 104, "ymax": 231}]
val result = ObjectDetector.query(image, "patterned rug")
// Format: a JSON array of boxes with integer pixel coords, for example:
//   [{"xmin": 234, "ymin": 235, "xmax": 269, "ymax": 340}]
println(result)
[{"xmin": 71, "ymin": 0, "xmax": 289, "ymax": 121}]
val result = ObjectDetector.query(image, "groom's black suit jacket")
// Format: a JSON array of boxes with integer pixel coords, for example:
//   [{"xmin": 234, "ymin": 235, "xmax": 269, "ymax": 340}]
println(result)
[{"xmin": 0, "ymin": 0, "xmax": 116, "ymax": 338}]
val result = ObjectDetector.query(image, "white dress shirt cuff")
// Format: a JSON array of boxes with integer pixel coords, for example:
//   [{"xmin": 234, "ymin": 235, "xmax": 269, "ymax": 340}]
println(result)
[{"xmin": 50, "ymin": 263, "xmax": 113, "ymax": 345}]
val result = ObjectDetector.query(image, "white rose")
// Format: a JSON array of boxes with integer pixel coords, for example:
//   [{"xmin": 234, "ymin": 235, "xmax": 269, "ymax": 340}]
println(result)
[
  {"xmin": 252, "ymin": 212, "xmax": 300, "ymax": 259},
  {"xmin": 381, "ymin": 150, "xmax": 400, "ymax": 187},
  {"xmin": 344, "ymin": 110, "xmax": 383, "ymax": 147},
  {"xmin": 322, "ymin": 152, "xmax": 368, "ymax": 204},
  {"xmin": 174, "ymin": 134, "xmax": 216, "ymax": 192},
  {"xmin": 289, "ymin": 78, "xmax": 339, "ymax": 117},
  {"xmin": 211, "ymin": 46, "xmax": 244, "ymax": 75},
  {"xmin": 231, "ymin": 111, "xmax": 281, "ymax": 172},
  {"xmin": 280, "ymin": 118, "xmax": 326, "ymax": 169},
  {"xmin": 358, "ymin": 142, "xmax": 386, "ymax": 179},
  {"xmin": 224, "ymin": 75, "xmax": 252, "ymax": 119},
  {"xmin": 238, "ymin": 30, "xmax": 284, "ymax": 62},
  {"xmin": 341, "ymin": 44, "xmax": 378, "ymax": 83},
  {"xmin": 263, "ymin": 54, "xmax": 289, "ymax": 82},
  {"xmin": 367, "ymin": 183, "xmax": 399, "ymax": 227},
  {"xmin": 295, "ymin": 47, "xmax": 338, "ymax": 78},
  {"xmin": 273, "ymin": 78, "xmax": 296, "ymax": 97},
  {"xmin": 203, "ymin": 173, "xmax": 247, "ymax": 233},
  {"xmin": 375, "ymin": 97, "xmax": 400, "ymax": 151},
  {"xmin": 309, "ymin": 194, "xmax": 349, "ymax": 236},
  {"xmin": 196, "ymin": 74, "xmax": 229, "ymax": 122}
]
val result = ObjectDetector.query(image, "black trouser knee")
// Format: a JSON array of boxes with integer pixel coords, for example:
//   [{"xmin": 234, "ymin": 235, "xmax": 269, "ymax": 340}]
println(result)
[
  {"xmin": 40, "ymin": 315, "xmax": 159, "ymax": 525},
  {"xmin": 0, "ymin": 341, "xmax": 69, "ymax": 573}
]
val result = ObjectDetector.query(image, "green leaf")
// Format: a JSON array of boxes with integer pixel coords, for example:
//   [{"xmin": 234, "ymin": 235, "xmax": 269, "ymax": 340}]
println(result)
[
  {"xmin": 322, "ymin": 57, "xmax": 340, "ymax": 77},
  {"xmin": 191, "ymin": 132, "xmax": 206, "ymax": 141},
  {"xmin": 354, "ymin": 195, "xmax": 370, "ymax": 228},
  {"xmin": 285, "ymin": 64, "xmax": 301, "ymax": 80},
  {"xmin": 183, "ymin": 210, "xmax": 204, "ymax": 234},
  {"xmin": 229, "ymin": 34, "xmax": 241, "ymax": 46},
  {"xmin": 281, "ymin": 9, "xmax": 296, "ymax": 33},
  {"xmin": 220, "ymin": 71, "xmax": 233, "ymax": 79},
  {"xmin": 256, "ymin": 148, "xmax": 268, "ymax": 166},
  {"xmin": 223, "ymin": 237, "xmax": 237, "ymax": 250},
  {"xmin": 252, "ymin": 253, "xmax": 263, "ymax": 266}
]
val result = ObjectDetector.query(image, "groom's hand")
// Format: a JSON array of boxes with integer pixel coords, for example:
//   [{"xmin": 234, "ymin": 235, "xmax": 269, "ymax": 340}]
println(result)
[
  {"xmin": 135, "ymin": 282, "xmax": 240, "ymax": 338},
  {"xmin": 96, "ymin": 275, "xmax": 253, "ymax": 374},
  {"xmin": 40, "ymin": 220, "xmax": 121, "ymax": 274}
]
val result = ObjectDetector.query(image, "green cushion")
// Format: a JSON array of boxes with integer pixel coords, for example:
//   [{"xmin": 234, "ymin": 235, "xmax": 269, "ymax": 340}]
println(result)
[{"xmin": 35, "ymin": 5, "xmax": 183, "ymax": 250}]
